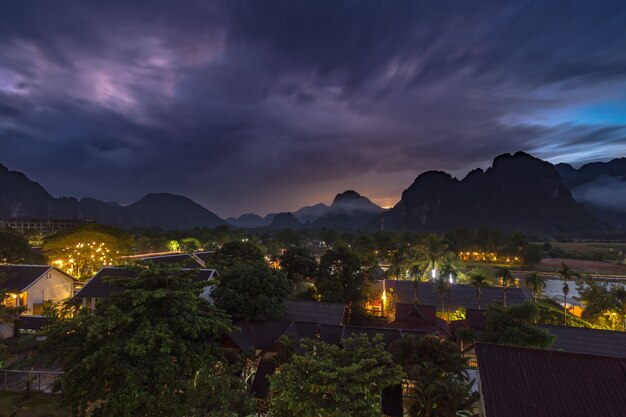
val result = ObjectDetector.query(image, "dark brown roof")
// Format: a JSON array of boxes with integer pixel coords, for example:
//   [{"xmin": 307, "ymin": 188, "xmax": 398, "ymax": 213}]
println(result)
[
  {"xmin": 251, "ymin": 357, "xmax": 277, "ymax": 400},
  {"xmin": 382, "ymin": 384, "xmax": 403, "ymax": 417},
  {"xmin": 284, "ymin": 300, "xmax": 346, "ymax": 325},
  {"xmin": 385, "ymin": 280, "xmax": 533, "ymax": 310},
  {"xmin": 538, "ymin": 324, "xmax": 626, "ymax": 358},
  {"xmin": 0, "ymin": 265, "xmax": 53, "ymax": 292},
  {"xmin": 230, "ymin": 320, "xmax": 294, "ymax": 352},
  {"xmin": 475, "ymin": 343, "xmax": 626, "ymax": 417},
  {"xmin": 140, "ymin": 253, "xmax": 204, "ymax": 268},
  {"xmin": 74, "ymin": 267, "xmax": 216, "ymax": 298}
]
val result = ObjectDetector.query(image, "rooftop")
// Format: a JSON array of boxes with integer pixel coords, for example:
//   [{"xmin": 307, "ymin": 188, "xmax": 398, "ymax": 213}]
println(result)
[
  {"xmin": 74, "ymin": 267, "xmax": 217, "ymax": 298},
  {"xmin": 475, "ymin": 343, "xmax": 626, "ymax": 417},
  {"xmin": 538, "ymin": 324, "xmax": 626, "ymax": 358},
  {"xmin": 0, "ymin": 265, "xmax": 73, "ymax": 292},
  {"xmin": 384, "ymin": 279, "xmax": 532, "ymax": 309}
]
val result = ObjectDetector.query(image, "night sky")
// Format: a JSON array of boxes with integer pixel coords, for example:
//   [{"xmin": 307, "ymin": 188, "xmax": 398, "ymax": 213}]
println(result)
[{"xmin": 1, "ymin": 1, "xmax": 626, "ymax": 217}]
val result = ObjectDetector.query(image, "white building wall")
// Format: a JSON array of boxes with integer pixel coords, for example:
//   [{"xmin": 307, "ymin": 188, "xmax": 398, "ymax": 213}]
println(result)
[{"xmin": 23, "ymin": 269, "xmax": 74, "ymax": 314}]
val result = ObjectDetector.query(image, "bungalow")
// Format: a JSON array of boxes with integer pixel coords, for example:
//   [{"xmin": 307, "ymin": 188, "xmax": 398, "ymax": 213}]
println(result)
[
  {"xmin": 0, "ymin": 265, "xmax": 76, "ymax": 315},
  {"xmin": 475, "ymin": 343, "xmax": 626, "ymax": 417},
  {"xmin": 74, "ymin": 267, "xmax": 218, "ymax": 310},
  {"xmin": 382, "ymin": 279, "xmax": 533, "ymax": 312}
]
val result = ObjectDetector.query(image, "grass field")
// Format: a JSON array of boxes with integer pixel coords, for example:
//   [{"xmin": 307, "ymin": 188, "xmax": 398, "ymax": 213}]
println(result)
[
  {"xmin": 538, "ymin": 258, "xmax": 626, "ymax": 275},
  {"xmin": 0, "ymin": 392, "xmax": 70, "ymax": 417}
]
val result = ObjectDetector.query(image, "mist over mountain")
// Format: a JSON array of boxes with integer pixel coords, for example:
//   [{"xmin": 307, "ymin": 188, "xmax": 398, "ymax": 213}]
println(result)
[
  {"xmin": 556, "ymin": 158, "xmax": 626, "ymax": 229},
  {"xmin": 378, "ymin": 152, "xmax": 607, "ymax": 234},
  {"xmin": 227, "ymin": 190, "xmax": 383, "ymax": 229},
  {"xmin": 1, "ymin": 152, "xmax": 623, "ymax": 235}
]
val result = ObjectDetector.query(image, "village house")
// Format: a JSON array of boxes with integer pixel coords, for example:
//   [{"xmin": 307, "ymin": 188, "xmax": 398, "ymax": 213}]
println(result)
[
  {"xmin": 0, "ymin": 265, "xmax": 76, "ymax": 315},
  {"xmin": 0, "ymin": 264, "xmax": 77, "ymax": 338}
]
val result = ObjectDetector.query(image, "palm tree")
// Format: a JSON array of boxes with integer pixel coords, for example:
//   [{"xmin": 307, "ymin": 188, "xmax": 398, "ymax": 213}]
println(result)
[
  {"xmin": 496, "ymin": 267, "xmax": 514, "ymax": 308},
  {"xmin": 469, "ymin": 271, "xmax": 490, "ymax": 310},
  {"xmin": 412, "ymin": 235, "xmax": 455, "ymax": 303},
  {"xmin": 557, "ymin": 262, "xmax": 578, "ymax": 325},
  {"xmin": 524, "ymin": 272, "xmax": 545, "ymax": 304},
  {"xmin": 435, "ymin": 277, "xmax": 451, "ymax": 322},
  {"xmin": 613, "ymin": 286, "xmax": 626, "ymax": 332}
]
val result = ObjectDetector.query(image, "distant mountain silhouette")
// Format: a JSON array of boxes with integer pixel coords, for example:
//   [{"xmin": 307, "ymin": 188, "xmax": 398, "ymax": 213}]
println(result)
[
  {"xmin": 0, "ymin": 163, "xmax": 225, "ymax": 230},
  {"xmin": 293, "ymin": 203, "xmax": 330, "ymax": 223},
  {"xmin": 226, "ymin": 213, "xmax": 273, "ymax": 228},
  {"xmin": 377, "ymin": 152, "xmax": 606, "ymax": 234},
  {"xmin": 269, "ymin": 212, "xmax": 303, "ymax": 229},
  {"xmin": 311, "ymin": 190, "xmax": 384, "ymax": 229},
  {"xmin": 556, "ymin": 158, "xmax": 626, "ymax": 229}
]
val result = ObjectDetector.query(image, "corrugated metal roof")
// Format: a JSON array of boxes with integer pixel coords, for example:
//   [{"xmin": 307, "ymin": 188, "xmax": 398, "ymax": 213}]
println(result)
[
  {"xmin": 475, "ymin": 343, "xmax": 626, "ymax": 417},
  {"xmin": 251, "ymin": 357, "xmax": 277, "ymax": 400},
  {"xmin": 284, "ymin": 300, "xmax": 346, "ymax": 325},
  {"xmin": 0, "ymin": 265, "xmax": 52, "ymax": 292},
  {"xmin": 538, "ymin": 324, "xmax": 626, "ymax": 358},
  {"xmin": 385, "ymin": 280, "xmax": 532, "ymax": 309},
  {"xmin": 141, "ymin": 253, "xmax": 204, "ymax": 268}
]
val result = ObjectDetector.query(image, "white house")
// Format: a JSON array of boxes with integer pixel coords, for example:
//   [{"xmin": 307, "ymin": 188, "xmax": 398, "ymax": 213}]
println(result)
[{"xmin": 0, "ymin": 265, "xmax": 76, "ymax": 315}]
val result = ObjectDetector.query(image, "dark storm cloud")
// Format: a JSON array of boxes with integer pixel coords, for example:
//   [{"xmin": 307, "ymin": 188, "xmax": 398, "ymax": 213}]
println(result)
[{"xmin": 1, "ymin": 0, "xmax": 626, "ymax": 216}]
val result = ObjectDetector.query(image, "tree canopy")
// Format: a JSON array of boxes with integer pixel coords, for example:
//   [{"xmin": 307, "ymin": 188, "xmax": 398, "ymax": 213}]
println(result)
[
  {"xmin": 41, "ymin": 264, "xmax": 253, "ymax": 417},
  {"xmin": 279, "ymin": 246, "xmax": 318, "ymax": 284},
  {"xmin": 316, "ymin": 246, "xmax": 365, "ymax": 310},
  {"xmin": 483, "ymin": 302, "xmax": 554, "ymax": 348},
  {"xmin": 211, "ymin": 240, "xmax": 265, "ymax": 271},
  {"xmin": 213, "ymin": 262, "xmax": 291, "ymax": 321},
  {"xmin": 0, "ymin": 229, "xmax": 44, "ymax": 264},
  {"xmin": 269, "ymin": 334, "xmax": 403, "ymax": 417},
  {"xmin": 42, "ymin": 224, "xmax": 134, "ymax": 279}
]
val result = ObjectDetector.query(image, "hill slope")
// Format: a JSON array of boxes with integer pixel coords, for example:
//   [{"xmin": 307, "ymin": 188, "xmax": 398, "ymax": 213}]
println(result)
[
  {"xmin": 0, "ymin": 163, "xmax": 226, "ymax": 230},
  {"xmin": 378, "ymin": 152, "xmax": 606, "ymax": 234}
]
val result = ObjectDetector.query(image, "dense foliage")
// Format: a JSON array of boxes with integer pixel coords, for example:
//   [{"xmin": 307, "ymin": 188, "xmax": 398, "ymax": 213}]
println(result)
[
  {"xmin": 392, "ymin": 335, "xmax": 478, "ymax": 417},
  {"xmin": 211, "ymin": 240, "xmax": 265, "ymax": 271},
  {"xmin": 42, "ymin": 224, "xmax": 134, "ymax": 279},
  {"xmin": 41, "ymin": 264, "xmax": 253, "ymax": 417},
  {"xmin": 316, "ymin": 246, "xmax": 365, "ymax": 316},
  {"xmin": 483, "ymin": 302, "xmax": 554, "ymax": 348},
  {"xmin": 213, "ymin": 262, "xmax": 291, "ymax": 321},
  {"xmin": 279, "ymin": 247, "xmax": 318, "ymax": 284},
  {"xmin": 270, "ymin": 334, "xmax": 403, "ymax": 417},
  {"xmin": 0, "ymin": 229, "xmax": 44, "ymax": 264}
]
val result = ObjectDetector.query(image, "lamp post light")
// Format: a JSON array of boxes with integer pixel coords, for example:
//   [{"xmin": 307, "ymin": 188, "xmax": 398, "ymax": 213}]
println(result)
[{"xmin": 431, "ymin": 268, "xmax": 436, "ymax": 282}]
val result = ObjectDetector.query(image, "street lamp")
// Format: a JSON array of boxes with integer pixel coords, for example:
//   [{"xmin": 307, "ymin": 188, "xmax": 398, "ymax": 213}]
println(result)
[{"xmin": 431, "ymin": 268, "xmax": 436, "ymax": 281}]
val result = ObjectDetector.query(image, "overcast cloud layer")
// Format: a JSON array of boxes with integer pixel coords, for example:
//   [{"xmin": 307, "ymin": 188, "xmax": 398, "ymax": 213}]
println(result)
[{"xmin": 1, "ymin": 0, "xmax": 626, "ymax": 216}]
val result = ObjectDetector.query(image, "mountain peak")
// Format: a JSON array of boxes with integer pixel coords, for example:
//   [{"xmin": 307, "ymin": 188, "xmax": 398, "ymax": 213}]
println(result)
[{"xmin": 332, "ymin": 190, "xmax": 364, "ymax": 204}]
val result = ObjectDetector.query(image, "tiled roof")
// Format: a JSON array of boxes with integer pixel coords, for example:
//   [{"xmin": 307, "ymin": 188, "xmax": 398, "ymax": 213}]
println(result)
[
  {"xmin": 251, "ymin": 357, "xmax": 277, "ymax": 400},
  {"xmin": 319, "ymin": 324, "xmax": 344, "ymax": 345},
  {"xmin": 74, "ymin": 267, "xmax": 216, "ymax": 298},
  {"xmin": 231, "ymin": 320, "xmax": 294, "ymax": 352},
  {"xmin": 384, "ymin": 280, "xmax": 532, "ymax": 309},
  {"xmin": 475, "ymin": 343, "xmax": 626, "ymax": 417},
  {"xmin": 193, "ymin": 251, "xmax": 214, "ymax": 264},
  {"xmin": 284, "ymin": 300, "xmax": 346, "ymax": 325},
  {"xmin": 538, "ymin": 324, "xmax": 626, "ymax": 358},
  {"xmin": 0, "ymin": 265, "xmax": 52, "ymax": 292}
]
